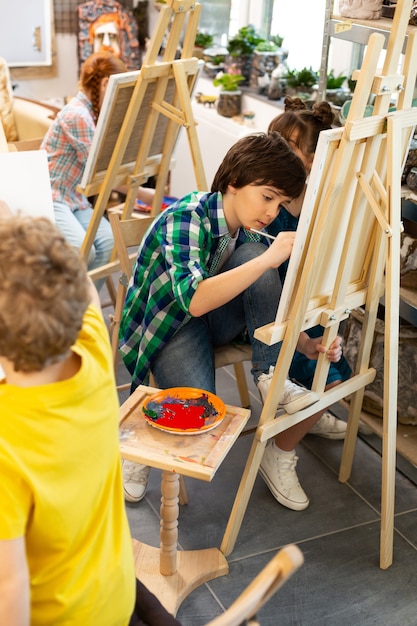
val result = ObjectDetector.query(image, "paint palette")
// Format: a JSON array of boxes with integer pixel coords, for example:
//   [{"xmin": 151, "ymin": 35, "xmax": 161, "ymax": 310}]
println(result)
[{"xmin": 142, "ymin": 387, "xmax": 226, "ymax": 435}]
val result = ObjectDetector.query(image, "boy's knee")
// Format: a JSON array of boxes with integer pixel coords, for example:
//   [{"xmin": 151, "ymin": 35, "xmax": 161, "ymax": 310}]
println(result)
[{"xmin": 232, "ymin": 241, "xmax": 267, "ymax": 264}]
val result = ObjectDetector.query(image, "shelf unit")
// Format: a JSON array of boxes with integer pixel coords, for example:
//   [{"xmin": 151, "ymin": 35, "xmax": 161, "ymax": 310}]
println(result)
[
  {"xmin": 318, "ymin": 4, "xmax": 417, "ymax": 98},
  {"xmin": 318, "ymin": 2, "xmax": 417, "ymax": 440}
]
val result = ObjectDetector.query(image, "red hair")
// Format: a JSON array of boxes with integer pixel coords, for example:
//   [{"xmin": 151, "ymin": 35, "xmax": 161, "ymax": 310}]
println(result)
[{"xmin": 79, "ymin": 51, "xmax": 127, "ymax": 122}]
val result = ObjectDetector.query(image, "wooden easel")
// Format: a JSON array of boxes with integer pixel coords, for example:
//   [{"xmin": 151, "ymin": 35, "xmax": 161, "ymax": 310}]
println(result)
[
  {"xmin": 221, "ymin": 0, "xmax": 417, "ymax": 570},
  {"xmin": 78, "ymin": 0, "xmax": 207, "ymax": 265}
]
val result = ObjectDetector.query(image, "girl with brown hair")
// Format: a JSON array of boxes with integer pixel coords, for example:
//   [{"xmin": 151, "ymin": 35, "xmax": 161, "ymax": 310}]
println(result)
[{"xmin": 41, "ymin": 51, "xmax": 154, "ymax": 286}]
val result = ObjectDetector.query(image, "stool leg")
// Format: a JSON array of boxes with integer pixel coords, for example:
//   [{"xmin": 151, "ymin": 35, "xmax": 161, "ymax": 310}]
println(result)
[
  {"xmin": 160, "ymin": 471, "xmax": 179, "ymax": 575},
  {"xmin": 234, "ymin": 362, "xmax": 250, "ymax": 408}
]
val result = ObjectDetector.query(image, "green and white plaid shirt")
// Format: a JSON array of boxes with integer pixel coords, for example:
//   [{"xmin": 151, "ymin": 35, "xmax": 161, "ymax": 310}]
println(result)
[{"xmin": 119, "ymin": 191, "xmax": 260, "ymax": 389}]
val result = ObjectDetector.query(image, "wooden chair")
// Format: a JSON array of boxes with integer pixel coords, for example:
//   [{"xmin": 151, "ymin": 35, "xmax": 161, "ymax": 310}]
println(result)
[
  {"xmin": 204, "ymin": 544, "xmax": 304, "ymax": 626},
  {"xmin": 104, "ymin": 211, "xmax": 252, "ymax": 407},
  {"xmin": 0, "ymin": 56, "xmax": 58, "ymax": 146},
  {"xmin": 214, "ymin": 343, "xmax": 252, "ymax": 409}
]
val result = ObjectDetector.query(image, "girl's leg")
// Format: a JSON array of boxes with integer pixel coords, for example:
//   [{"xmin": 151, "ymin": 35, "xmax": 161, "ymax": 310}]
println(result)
[
  {"xmin": 72, "ymin": 207, "xmax": 114, "ymax": 291},
  {"xmin": 73, "ymin": 206, "xmax": 114, "ymax": 271},
  {"xmin": 53, "ymin": 201, "xmax": 93, "ymax": 263}
]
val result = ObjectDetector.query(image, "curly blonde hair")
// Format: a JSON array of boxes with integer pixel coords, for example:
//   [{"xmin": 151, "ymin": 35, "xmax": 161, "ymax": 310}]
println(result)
[{"xmin": 0, "ymin": 215, "xmax": 90, "ymax": 372}]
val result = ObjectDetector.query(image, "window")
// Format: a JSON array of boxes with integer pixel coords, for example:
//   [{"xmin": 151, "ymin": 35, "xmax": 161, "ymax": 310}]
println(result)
[{"xmin": 197, "ymin": 0, "xmax": 327, "ymax": 72}]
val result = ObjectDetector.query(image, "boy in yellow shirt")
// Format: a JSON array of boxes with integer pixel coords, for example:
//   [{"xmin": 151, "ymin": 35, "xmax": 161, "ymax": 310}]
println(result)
[{"xmin": 0, "ymin": 202, "xmax": 180, "ymax": 626}]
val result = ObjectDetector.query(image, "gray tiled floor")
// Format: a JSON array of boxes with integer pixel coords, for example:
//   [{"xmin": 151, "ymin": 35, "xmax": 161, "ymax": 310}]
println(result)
[{"xmin": 105, "ymin": 291, "xmax": 417, "ymax": 626}]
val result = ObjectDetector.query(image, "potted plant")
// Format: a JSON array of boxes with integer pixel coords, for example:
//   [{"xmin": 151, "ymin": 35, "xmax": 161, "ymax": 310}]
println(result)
[
  {"xmin": 226, "ymin": 25, "xmax": 265, "ymax": 85},
  {"xmin": 193, "ymin": 31, "xmax": 214, "ymax": 59},
  {"xmin": 326, "ymin": 69, "xmax": 348, "ymax": 106},
  {"xmin": 284, "ymin": 66, "xmax": 319, "ymax": 99},
  {"xmin": 250, "ymin": 39, "xmax": 281, "ymax": 91},
  {"xmin": 213, "ymin": 66, "xmax": 245, "ymax": 92},
  {"xmin": 227, "ymin": 25, "xmax": 264, "ymax": 57},
  {"xmin": 326, "ymin": 70, "xmax": 347, "ymax": 89},
  {"xmin": 194, "ymin": 31, "xmax": 214, "ymax": 49},
  {"xmin": 254, "ymin": 41, "xmax": 279, "ymax": 53},
  {"xmin": 270, "ymin": 34, "xmax": 284, "ymax": 49},
  {"xmin": 202, "ymin": 47, "xmax": 227, "ymax": 78},
  {"xmin": 213, "ymin": 64, "xmax": 245, "ymax": 117}
]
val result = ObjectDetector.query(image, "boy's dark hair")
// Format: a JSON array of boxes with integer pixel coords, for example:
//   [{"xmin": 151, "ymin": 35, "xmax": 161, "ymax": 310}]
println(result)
[
  {"xmin": 211, "ymin": 132, "xmax": 306, "ymax": 199},
  {"xmin": 268, "ymin": 97, "xmax": 334, "ymax": 159},
  {"xmin": 0, "ymin": 215, "xmax": 90, "ymax": 372}
]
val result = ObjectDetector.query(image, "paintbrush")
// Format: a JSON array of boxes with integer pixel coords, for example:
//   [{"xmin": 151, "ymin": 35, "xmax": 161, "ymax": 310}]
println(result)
[{"xmin": 245, "ymin": 226, "xmax": 276, "ymax": 241}]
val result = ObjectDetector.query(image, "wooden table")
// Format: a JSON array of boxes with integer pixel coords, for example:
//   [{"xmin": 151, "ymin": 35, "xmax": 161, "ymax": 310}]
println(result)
[{"xmin": 119, "ymin": 385, "xmax": 251, "ymax": 615}]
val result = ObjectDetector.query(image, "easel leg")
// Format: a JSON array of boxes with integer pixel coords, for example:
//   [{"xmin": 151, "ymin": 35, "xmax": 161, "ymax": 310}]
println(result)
[
  {"xmin": 339, "ymin": 388, "xmax": 365, "ymax": 483},
  {"xmin": 221, "ymin": 437, "xmax": 267, "ymax": 556}
]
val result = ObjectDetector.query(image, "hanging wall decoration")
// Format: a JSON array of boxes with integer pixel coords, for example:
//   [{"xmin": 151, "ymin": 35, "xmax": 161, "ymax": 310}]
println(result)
[{"xmin": 78, "ymin": 0, "xmax": 141, "ymax": 69}]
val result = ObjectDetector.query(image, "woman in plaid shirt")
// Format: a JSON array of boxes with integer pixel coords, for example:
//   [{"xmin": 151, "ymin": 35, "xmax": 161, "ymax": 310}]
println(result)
[
  {"xmin": 119, "ymin": 132, "xmax": 344, "ymax": 512},
  {"xmin": 39, "ymin": 51, "xmax": 157, "ymax": 290}
]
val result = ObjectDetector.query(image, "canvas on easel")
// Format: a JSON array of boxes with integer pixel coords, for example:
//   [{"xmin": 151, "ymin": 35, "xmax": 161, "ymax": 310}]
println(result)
[
  {"xmin": 221, "ymin": 0, "xmax": 417, "ymax": 570},
  {"xmin": 77, "ymin": 0, "xmax": 207, "ymax": 265},
  {"xmin": 0, "ymin": 122, "xmax": 54, "ymax": 221}
]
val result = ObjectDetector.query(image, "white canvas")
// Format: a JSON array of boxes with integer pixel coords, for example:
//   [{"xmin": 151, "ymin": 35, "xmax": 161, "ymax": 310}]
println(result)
[{"xmin": 0, "ymin": 150, "xmax": 54, "ymax": 221}]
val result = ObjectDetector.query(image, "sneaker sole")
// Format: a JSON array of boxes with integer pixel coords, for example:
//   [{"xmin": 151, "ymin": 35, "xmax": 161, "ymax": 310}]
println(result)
[
  {"xmin": 124, "ymin": 487, "xmax": 147, "ymax": 504},
  {"xmin": 259, "ymin": 465, "xmax": 309, "ymax": 511},
  {"xmin": 308, "ymin": 429, "xmax": 346, "ymax": 440},
  {"xmin": 279, "ymin": 390, "xmax": 320, "ymax": 414}
]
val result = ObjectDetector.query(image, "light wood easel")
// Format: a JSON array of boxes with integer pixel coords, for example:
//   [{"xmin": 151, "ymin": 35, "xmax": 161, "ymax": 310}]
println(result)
[
  {"xmin": 221, "ymin": 0, "xmax": 417, "ymax": 570},
  {"xmin": 77, "ymin": 0, "xmax": 207, "ymax": 267}
]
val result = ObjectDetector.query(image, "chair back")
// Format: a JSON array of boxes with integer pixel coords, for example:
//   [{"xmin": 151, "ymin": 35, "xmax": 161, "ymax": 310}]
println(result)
[
  {"xmin": 205, "ymin": 544, "xmax": 303, "ymax": 626},
  {"xmin": 108, "ymin": 211, "xmax": 154, "ymax": 369}
]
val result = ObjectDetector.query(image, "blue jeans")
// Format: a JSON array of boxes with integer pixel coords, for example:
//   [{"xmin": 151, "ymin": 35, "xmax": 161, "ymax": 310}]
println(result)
[
  {"xmin": 152, "ymin": 242, "xmax": 283, "ymax": 393},
  {"xmin": 54, "ymin": 201, "xmax": 114, "ymax": 291}
]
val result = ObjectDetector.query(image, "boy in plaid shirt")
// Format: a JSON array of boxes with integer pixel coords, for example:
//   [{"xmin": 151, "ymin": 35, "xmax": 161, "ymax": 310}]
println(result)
[{"xmin": 120, "ymin": 132, "xmax": 344, "ymax": 512}]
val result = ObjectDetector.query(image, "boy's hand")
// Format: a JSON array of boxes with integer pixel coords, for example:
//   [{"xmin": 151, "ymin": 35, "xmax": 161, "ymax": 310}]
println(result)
[
  {"xmin": 0, "ymin": 200, "xmax": 13, "ymax": 218},
  {"xmin": 298, "ymin": 334, "xmax": 343, "ymax": 363},
  {"xmin": 265, "ymin": 230, "xmax": 295, "ymax": 268}
]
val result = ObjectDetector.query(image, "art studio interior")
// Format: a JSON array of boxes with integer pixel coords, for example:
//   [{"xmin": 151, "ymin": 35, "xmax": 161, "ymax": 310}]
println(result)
[{"xmin": 1, "ymin": 1, "xmax": 417, "ymax": 625}]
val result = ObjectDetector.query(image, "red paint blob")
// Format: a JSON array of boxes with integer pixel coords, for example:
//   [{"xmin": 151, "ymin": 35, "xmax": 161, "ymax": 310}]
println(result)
[{"xmin": 156, "ymin": 403, "xmax": 206, "ymax": 429}]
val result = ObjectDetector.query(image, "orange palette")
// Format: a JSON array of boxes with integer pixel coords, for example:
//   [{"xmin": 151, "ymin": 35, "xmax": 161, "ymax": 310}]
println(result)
[{"xmin": 142, "ymin": 387, "xmax": 226, "ymax": 435}]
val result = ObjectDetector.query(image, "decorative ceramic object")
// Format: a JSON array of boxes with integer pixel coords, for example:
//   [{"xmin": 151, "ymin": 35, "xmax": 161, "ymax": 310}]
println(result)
[
  {"xmin": 217, "ymin": 90, "xmax": 242, "ymax": 117},
  {"xmin": 338, "ymin": 0, "xmax": 383, "ymax": 19}
]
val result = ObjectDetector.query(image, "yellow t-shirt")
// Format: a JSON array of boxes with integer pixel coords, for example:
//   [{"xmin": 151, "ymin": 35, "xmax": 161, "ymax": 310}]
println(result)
[{"xmin": 0, "ymin": 305, "xmax": 135, "ymax": 625}]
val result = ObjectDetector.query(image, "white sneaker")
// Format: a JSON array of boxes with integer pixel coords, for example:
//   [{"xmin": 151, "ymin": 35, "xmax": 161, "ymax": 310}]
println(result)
[
  {"xmin": 257, "ymin": 366, "xmax": 319, "ymax": 414},
  {"xmin": 309, "ymin": 412, "xmax": 346, "ymax": 440},
  {"xmin": 122, "ymin": 460, "xmax": 150, "ymax": 503},
  {"xmin": 259, "ymin": 442, "xmax": 309, "ymax": 511},
  {"xmin": 358, "ymin": 420, "xmax": 374, "ymax": 436}
]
